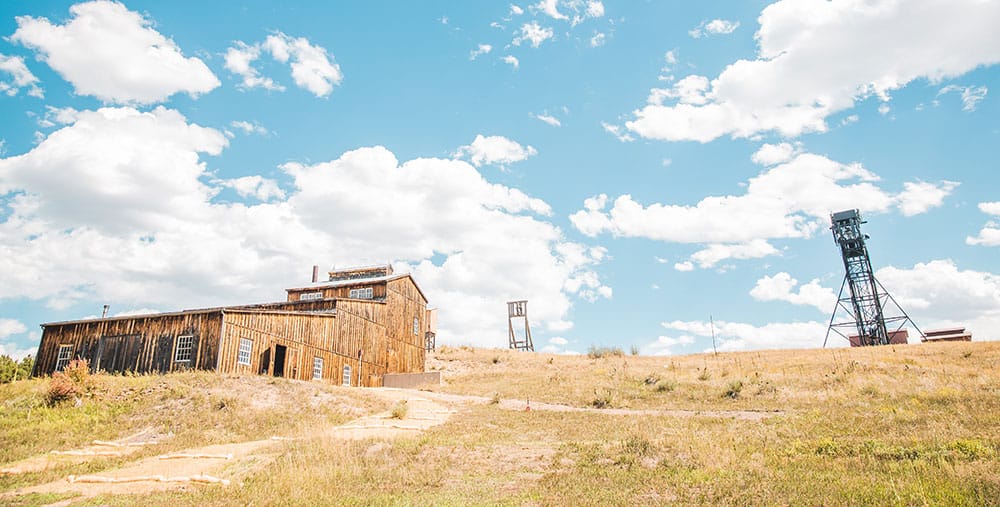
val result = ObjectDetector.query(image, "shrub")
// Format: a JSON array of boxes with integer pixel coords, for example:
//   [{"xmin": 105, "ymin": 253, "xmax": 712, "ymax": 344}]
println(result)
[
  {"xmin": 723, "ymin": 380, "xmax": 743, "ymax": 399},
  {"xmin": 630, "ymin": 345, "xmax": 640, "ymax": 356},
  {"xmin": 591, "ymin": 388, "xmax": 613, "ymax": 408},
  {"xmin": 46, "ymin": 373, "xmax": 82, "ymax": 405},
  {"xmin": 697, "ymin": 368, "xmax": 711, "ymax": 381},
  {"xmin": 588, "ymin": 345, "xmax": 624, "ymax": 359},
  {"xmin": 655, "ymin": 379, "xmax": 678, "ymax": 393},
  {"xmin": 390, "ymin": 400, "xmax": 409, "ymax": 419}
]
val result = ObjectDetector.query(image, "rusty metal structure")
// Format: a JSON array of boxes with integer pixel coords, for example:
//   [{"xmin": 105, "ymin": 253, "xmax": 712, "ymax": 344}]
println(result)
[
  {"xmin": 507, "ymin": 300, "xmax": 534, "ymax": 351},
  {"xmin": 824, "ymin": 209, "xmax": 922, "ymax": 347}
]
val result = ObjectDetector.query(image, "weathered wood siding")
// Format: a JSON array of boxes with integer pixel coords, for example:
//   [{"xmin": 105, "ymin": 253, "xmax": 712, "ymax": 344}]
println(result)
[
  {"xmin": 385, "ymin": 277, "xmax": 428, "ymax": 374},
  {"xmin": 218, "ymin": 307, "xmax": 389, "ymax": 387},
  {"xmin": 32, "ymin": 311, "xmax": 223, "ymax": 376}
]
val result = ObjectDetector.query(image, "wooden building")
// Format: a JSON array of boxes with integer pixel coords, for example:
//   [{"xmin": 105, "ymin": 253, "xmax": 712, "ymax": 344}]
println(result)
[{"xmin": 31, "ymin": 265, "xmax": 433, "ymax": 387}]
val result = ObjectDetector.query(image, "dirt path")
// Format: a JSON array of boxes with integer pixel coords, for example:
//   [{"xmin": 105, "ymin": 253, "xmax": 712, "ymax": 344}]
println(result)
[
  {"xmin": 5, "ymin": 389, "xmax": 454, "ymax": 505},
  {"xmin": 416, "ymin": 389, "xmax": 782, "ymax": 421}
]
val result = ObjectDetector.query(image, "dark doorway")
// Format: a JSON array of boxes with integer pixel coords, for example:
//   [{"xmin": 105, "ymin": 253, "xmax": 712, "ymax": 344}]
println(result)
[
  {"xmin": 273, "ymin": 345, "xmax": 287, "ymax": 377},
  {"xmin": 259, "ymin": 348, "xmax": 271, "ymax": 375},
  {"xmin": 96, "ymin": 335, "xmax": 141, "ymax": 374}
]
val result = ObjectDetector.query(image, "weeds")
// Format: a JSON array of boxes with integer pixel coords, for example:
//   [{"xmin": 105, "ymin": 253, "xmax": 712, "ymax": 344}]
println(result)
[
  {"xmin": 723, "ymin": 380, "xmax": 743, "ymax": 399},
  {"xmin": 390, "ymin": 399, "xmax": 409, "ymax": 419},
  {"xmin": 591, "ymin": 388, "xmax": 613, "ymax": 408},
  {"xmin": 588, "ymin": 346, "xmax": 624, "ymax": 359}
]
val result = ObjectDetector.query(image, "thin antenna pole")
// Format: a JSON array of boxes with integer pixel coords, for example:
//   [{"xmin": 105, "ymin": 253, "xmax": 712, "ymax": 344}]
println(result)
[{"xmin": 710, "ymin": 315, "xmax": 718, "ymax": 356}]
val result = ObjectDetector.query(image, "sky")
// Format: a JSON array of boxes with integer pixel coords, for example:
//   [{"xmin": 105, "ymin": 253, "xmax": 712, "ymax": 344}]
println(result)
[{"xmin": 1, "ymin": 0, "xmax": 999, "ymax": 359}]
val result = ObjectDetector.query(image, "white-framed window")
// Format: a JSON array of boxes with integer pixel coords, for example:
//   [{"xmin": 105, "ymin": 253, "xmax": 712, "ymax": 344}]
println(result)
[
  {"xmin": 237, "ymin": 338, "xmax": 253, "ymax": 366},
  {"xmin": 55, "ymin": 344, "xmax": 73, "ymax": 371},
  {"xmin": 174, "ymin": 335, "xmax": 194, "ymax": 362},
  {"xmin": 413, "ymin": 316, "xmax": 420, "ymax": 335},
  {"xmin": 342, "ymin": 365, "xmax": 352, "ymax": 386},
  {"xmin": 349, "ymin": 287, "xmax": 373, "ymax": 299},
  {"xmin": 313, "ymin": 357, "xmax": 323, "ymax": 380},
  {"xmin": 300, "ymin": 291, "xmax": 323, "ymax": 301}
]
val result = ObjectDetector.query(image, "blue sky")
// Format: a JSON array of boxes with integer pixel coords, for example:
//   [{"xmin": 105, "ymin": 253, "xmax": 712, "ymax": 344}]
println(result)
[{"xmin": 1, "ymin": 0, "xmax": 999, "ymax": 358}]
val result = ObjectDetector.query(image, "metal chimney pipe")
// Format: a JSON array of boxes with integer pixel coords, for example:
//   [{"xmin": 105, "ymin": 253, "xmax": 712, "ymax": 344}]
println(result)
[
  {"xmin": 101, "ymin": 304, "xmax": 110, "ymax": 318},
  {"xmin": 312, "ymin": 265, "xmax": 319, "ymax": 283}
]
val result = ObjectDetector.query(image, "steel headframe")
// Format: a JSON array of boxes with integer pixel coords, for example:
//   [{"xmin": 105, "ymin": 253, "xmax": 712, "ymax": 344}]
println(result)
[{"xmin": 823, "ymin": 209, "xmax": 923, "ymax": 347}]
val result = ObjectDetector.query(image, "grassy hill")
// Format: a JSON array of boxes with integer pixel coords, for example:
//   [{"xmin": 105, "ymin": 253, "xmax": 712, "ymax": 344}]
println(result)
[{"xmin": 2, "ymin": 341, "xmax": 999, "ymax": 505}]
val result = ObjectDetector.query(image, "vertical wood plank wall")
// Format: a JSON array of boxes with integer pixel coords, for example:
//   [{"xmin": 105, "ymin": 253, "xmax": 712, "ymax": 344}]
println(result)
[
  {"xmin": 287, "ymin": 284, "xmax": 388, "ymax": 302},
  {"xmin": 32, "ymin": 311, "xmax": 223, "ymax": 376},
  {"xmin": 385, "ymin": 278, "xmax": 427, "ymax": 374},
  {"xmin": 218, "ymin": 308, "xmax": 390, "ymax": 387}
]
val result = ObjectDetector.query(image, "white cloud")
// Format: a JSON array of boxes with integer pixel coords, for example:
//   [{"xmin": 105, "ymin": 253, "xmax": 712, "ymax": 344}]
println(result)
[
  {"xmin": 35, "ymin": 106, "xmax": 80, "ymax": 128},
  {"xmin": 661, "ymin": 319, "xmax": 829, "ymax": 352},
  {"xmin": 511, "ymin": 5, "xmax": 525, "ymax": 16},
  {"xmin": 531, "ymin": 112, "xmax": 561, "ymax": 127},
  {"xmin": 470, "ymin": 44, "xmax": 493, "ymax": 60},
  {"xmin": 229, "ymin": 120, "xmax": 269, "ymax": 136},
  {"xmin": 967, "ymin": 201, "xmax": 1000, "ymax": 246},
  {"xmin": 674, "ymin": 261, "xmax": 694, "ymax": 272},
  {"xmin": 535, "ymin": 0, "xmax": 568, "ymax": 20},
  {"xmin": 586, "ymin": 1, "xmax": 605, "ymax": 19},
  {"xmin": 643, "ymin": 334, "xmax": 695, "ymax": 356},
  {"xmin": 454, "ymin": 134, "xmax": 538, "ymax": 169},
  {"xmin": 11, "ymin": 0, "xmax": 218, "ymax": 104},
  {"xmin": 0, "ymin": 53, "xmax": 43, "ymax": 98},
  {"xmin": 513, "ymin": 22, "xmax": 554, "ymax": 48},
  {"xmin": 878, "ymin": 103, "xmax": 891, "ymax": 116},
  {"xmin": 751, "ymin": 142, "xmax": 799, "ymax": 166},
  {"xmin": 876, "ymin": 260, "xmax": 1000, "ymax": 340},
  {"xmin": 0, "ymin": 108, "xmax": 605, "ymax": 347},
  {"xmin": 689, "ymin": 19, "xmax": 740, "ymax": 38},
  {"xmin": 600, "ymin": 122, "xmax": 634, "ymax": 142},
  {"xmin": 750, "ymin": 272, "xmax": 835, "ymax": 313},
  {"xmin": 690, "ymin": 240, "xmax": 780, "ymax": 269},
  {"xmin": 226, "ymin": 32, "xmax": 342, "ymax": 97},
  {"xmin": 570, "ymin": 151, "xmax": 956, "ymax": 268},
  {"xmin": 626, "ymin": 0, "xmax": 1000, "ymax": 142},
  {"xmin": 503, "ymin": 55, "xmax": 520, "ymax": 69},
  {"xmin": 549, "ymin": 336, "xmax": 568, "ymax": 345},
  {"xmin": 896, "ymin": 180, "xmax": 959, "ymax": 216},
  {"xmin": 938, "ymin": 84, "xmax": 989, "ymax": 112},
  {"xmin": 661, "ymin": 159, "xmax": 672, "ymax": 167},
  {"xmin": 590, "ymin": 32, "xmax": 606, "ymax": 47},
  {"xmin": 219, "ymin": 175, "xmax": 285, "ymax": 201},
  {"xmin": 0, "ymin": 319, "xmax": 27, "ymax": 340}
]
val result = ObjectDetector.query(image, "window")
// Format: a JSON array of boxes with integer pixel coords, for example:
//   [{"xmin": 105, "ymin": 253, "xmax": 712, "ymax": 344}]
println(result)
[
  {"xmin": 413, "ymin": 316, "xmax": 420, "ymax": 335},
  {"xmin": 237, "ymin": 338, "xmax": 253, "ymax": 366},
  {"xmin": 174, "ymin": 335, "xmax": 194, "ymax": 362},
  {"xmin": 313, "ymin": 357, "xmax": 323, "ymax": 380},
  {"xmin": 300, "ymin": 291, "xmax": 323, "ymax": 301},
  {"xmin": 349, "ymin": 287, "xmax": 373, "ymax": 299},
  {"xmin": 55, "ymin": 344, "xmax": 73, "ymax": 371},
  {"xmin": 342, "ymin": 365, "xmax": 352, "ymax": 386}
]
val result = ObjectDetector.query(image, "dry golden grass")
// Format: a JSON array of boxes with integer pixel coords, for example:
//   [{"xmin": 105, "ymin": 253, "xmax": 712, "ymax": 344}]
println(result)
[{"xmin": 3, "ymin": 341, "xmax": 999, "ymax": 505}]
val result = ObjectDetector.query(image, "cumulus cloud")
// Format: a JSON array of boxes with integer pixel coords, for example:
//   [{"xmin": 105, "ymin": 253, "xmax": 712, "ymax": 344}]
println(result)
[
  {"xmin": 11, "ymin": 0, "xmax": 218, "ymax": 104},
  {"xmin": 513, "ymin": 22, "xmax": 554, "ymax": 48},
  {"xmin": 590, "ymin": 32, "xmax": 606, "ymax": 47},
  {"xmin": 750, "ymin": 272, "xmax": 836, "ymax": 312},
  {"xmin": 570, "ymin": 151, "xmax": 956, "ymax": 268},
  {"xmin": 0, "ymin": 319, "xmax": 27, "ymax": 340},
  {"xmin": 503, "ymin": 55, "xmax": 520, "ymax": 69},
  {"xmin": 751, "ymin": 142, "xmax": 799, "ymax": 166},
  {"xmin": 896, "ymin": 180, "xmax": 960, "ymax": 217},
  {"xmin": 226, "ymin": 32, "xmax": 342, "ymax": 97},
  {"xmin": 454, "ymin": 135, "xmax": 538, "ymax": 169},
  {"xmin": 626, "ymin": 0, "xmax": 1000, "ymax": 142},
  {"xmin": 876, "ymin": 260, "xmax": 1000, "ymax": 340},
  {"xmin": 532, "ymin": 0, "xmax": 604, "ymax": 25},
  {"xmin": 600, "ymin": 122, "xmax": 634, "ymax": 142},
  {"xmin": 938, "ymin": 84, "xmax": 989, "ymax": 112},
  {"xmin": 218, "ymin": 175, "xmax": 285, "ymax": 201},
  {"xmin": 470, "ymin": 44, "xmax": 493, "ymax": 60},
  {"xmin": 659, "ymin": 319, "xmax": 828, "ymax": 352},
  {"xmin": 967, "ymin": 201, "xmax": 1000, "ymax": 246},
  {"xmin": 689, "ymin": 19, "xmax": 740, "ymax": 38},
  {"xmin": 643, "ymin": 334, "xmax": 695, "ymax": 356},
  {"xmin": 0, "ymin": 53, "xmax": 43, "ymax": 98},
  {"xmin": 0, "ymin": 107, "xmax": 605, "ymax": 348}
]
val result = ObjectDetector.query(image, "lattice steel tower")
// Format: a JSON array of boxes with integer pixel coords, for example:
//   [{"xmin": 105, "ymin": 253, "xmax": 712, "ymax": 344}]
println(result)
[
  {"xmin": 825, "ymin": 209, "xmax": 921, "ymax": 347},
  {"xmin": 507, "ymin": 300, "xmax": 534, "ymax": 351}
]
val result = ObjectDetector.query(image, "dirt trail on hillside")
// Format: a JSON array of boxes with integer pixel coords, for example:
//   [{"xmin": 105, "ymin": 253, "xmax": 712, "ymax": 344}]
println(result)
[
  {"xmin": 4, "ymin": 389, "xmax": 453, "ymax": 505},
  {"xmin": 415, "ymin": 389, "xmax": 782, "ymax": 421}
]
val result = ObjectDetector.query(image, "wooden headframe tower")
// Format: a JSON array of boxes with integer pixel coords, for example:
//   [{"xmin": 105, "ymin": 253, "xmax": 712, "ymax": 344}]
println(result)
[{"xmin": 507, "ymin": 300, "xmax": 534, "ymax": 351}]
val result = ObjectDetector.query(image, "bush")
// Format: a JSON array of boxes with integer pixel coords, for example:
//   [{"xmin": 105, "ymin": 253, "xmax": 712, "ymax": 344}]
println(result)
[
  {"xmin": 591, "ymin": 388, "xmax": 613, "ymax": 408},
  {"xmin": 588, "ymin": 346, "xmax": 624, "ymax": 359},
  {"xmin": 0, "ymin": 354, "xmax": 33, "ymax": 383},
  {"xmin": 390, "ymin": 400, "xmax": 409, "ymax": 419},
  {"xmin": 723, "ymin": 380, "xmax": 743, "ymax": 399},
  {"xmin": 46, "ymin": 373, "xmax": 82, "ymax": 405},
  {"xmin": 655, "ymin": 379, "xmax": 678, "ymax": 393}
]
